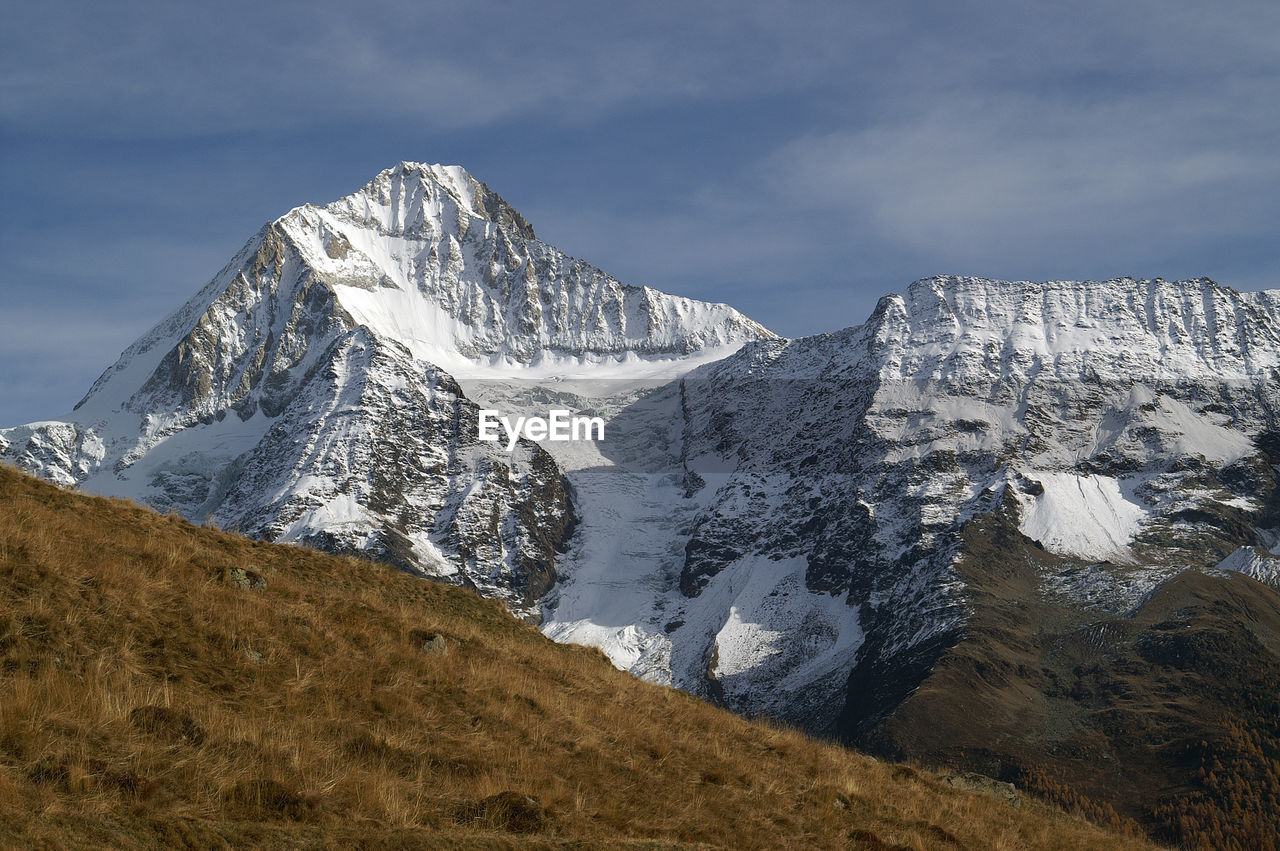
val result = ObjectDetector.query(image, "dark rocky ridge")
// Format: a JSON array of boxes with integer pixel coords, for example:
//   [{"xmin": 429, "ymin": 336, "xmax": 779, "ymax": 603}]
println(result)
[{"xmin": 853, "ymin": 490, "xmax": 1280, "ymax": 847}]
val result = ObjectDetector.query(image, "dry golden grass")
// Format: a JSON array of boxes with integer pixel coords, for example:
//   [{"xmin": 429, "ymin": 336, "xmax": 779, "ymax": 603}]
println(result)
[{"xmin": 0, "ymin": 463, "xmax": 1152, "ymax": 848}]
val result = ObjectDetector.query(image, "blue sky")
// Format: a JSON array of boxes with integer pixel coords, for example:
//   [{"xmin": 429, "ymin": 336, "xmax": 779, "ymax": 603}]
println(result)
[{"xmin": 2, "ymin": 0, "xmax": 1278, "ymax": 425}]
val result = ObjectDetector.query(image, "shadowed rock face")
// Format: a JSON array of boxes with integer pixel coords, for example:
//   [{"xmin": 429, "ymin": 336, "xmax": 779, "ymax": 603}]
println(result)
[
  {"xmin": 621, "ymin": 277, "xmax": 1280, "ymax": 736},
  {"xmin": 204, "ymin": 327, "xmax": 576, "ymax": 619}
]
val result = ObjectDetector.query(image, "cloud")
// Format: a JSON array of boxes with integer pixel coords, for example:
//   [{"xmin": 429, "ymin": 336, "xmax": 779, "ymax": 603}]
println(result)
[
  {"xmin": 764, "ymin": 84, "xmax": 1280, "ymax": 270},
  {"xmin": 0, "ymin": 308, "xmax": 150, "ymax": 424},
  {"xmin": 533, "ymin": 1, "xmax": 1280, "ymax": 295},
  {"xmin": 6, "ymin": 0, "xmax": 1276, "ymax": 143},
  {"xmin": 0, "ymin": 0, "xmax": 894, "ymax": 137}
]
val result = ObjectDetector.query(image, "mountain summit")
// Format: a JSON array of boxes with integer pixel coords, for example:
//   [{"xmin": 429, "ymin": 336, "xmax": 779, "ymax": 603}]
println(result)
[{"xmin": 0, "ymin": 162, "xmax": 772, "ymax": 617}]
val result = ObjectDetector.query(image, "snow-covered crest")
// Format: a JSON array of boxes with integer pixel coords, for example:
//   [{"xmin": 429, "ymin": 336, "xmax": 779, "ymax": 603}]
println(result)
[
  {"xmin": 288, "ymin": 160, "xmax": 774, "ymax": 373},
  {"xmin": 871, "ymin": 274, "xmax": 1280, "ymax": 382}
]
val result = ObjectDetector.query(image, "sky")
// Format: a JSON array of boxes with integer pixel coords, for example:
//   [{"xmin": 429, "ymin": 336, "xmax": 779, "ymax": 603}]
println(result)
[{"xmin": 2, "ymin": 0, "xmax": 1279, "ymax": 425}]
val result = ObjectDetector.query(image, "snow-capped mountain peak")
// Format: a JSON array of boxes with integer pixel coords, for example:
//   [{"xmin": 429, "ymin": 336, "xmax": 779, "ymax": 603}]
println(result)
[
  {"xmin": 12, "ymin": 158, "xmax": 1280, "ymax": 829},
  {"xmin": 316, "ymin": 161, "xmax": 537, "ymax": 241},
  {"xmin": 1, "ymin": 162, "xmax": 773, "ymax": 618},
  {"xmin": 5, "ymin": 163, "xmax": 1280, "ymax": 845}
]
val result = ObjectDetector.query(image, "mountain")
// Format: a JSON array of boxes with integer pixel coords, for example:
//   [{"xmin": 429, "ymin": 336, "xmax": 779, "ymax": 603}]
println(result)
[
  {"xmin": 0, "ymin": 162, "xmax": 771, "ymax": 618},
  {"xmin": 5, "ymin": 162, "xmax": 1280, "ymax": 845},
  {"xmin": 0, "ymin": 464, "xmax": 1145, "ymax": 848},
  {"xmin": 540, "ymin": 274, "xmax": 1280, "ymax": 845},
  {"xmin": 548, "ymin": 274, "xmax": 1280, "ymax": 711}
]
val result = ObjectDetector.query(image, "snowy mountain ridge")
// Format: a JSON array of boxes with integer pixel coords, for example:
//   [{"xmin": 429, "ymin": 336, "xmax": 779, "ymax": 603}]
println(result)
[
  {"xmin": 534, "ymin": 272, "xmax": 1280, "ymax": 734},
  {"xmin": 72, "ymin": 162, "xmax": 771, "ymax": 426},
  {"xmin": 870, "ymin": 274, "xmax": 1280, "ymax": 380}
]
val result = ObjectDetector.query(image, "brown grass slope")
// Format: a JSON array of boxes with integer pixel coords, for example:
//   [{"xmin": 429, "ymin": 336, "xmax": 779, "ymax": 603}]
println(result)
[{"xmin": 0, "ymin": 464, "xmax": 1146, "ymax": 849}]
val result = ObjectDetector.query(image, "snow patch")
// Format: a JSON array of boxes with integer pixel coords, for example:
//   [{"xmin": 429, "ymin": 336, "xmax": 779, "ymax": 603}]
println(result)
[
  {"xmin": 1217, "ymin": 546, "xmax": 1280, "ymax": 588},
  {"xmin": 1016, "ymin": 471, "xmax": 1147, "ymax": 562},
  {"xmin": 706, "ymin": 556, "xmax": 862, "ymax": 693}
]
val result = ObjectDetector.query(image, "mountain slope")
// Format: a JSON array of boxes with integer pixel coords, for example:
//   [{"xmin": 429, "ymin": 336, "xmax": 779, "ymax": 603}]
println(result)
[
  {"xmin": 865, "ymin": 502, "xmax": 1280, "ymax": 849},
  {"xmin": 0, "ymin": 463, "xmax": 1144, "ymax": 848},
  {"xmin": 541, "ymin": 275, "xmax": 1280, "ymax": 724}
]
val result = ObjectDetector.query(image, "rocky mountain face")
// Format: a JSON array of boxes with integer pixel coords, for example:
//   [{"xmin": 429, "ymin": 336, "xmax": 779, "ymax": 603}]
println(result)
[
  {"xmin": 543, "ymin": 276, "xmax": 1280, "ymax": 731},
  {"xmin": 4, "ymin": 164, "xmax": 1280, "ymax": 844},
  {"xmin": 585, "ymin": 274, "xmax": 1280, "ymax": 844},
  {"xmin": 665, "ymin": 276, "xmax": 1280, "ymax": 712},
  {"xmin": 0, "ymin": 162, "xmax": 770, "ymax": 618}
]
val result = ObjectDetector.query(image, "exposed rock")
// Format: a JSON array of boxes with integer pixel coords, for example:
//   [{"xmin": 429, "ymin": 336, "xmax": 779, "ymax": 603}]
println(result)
[
  {"xmin": 945, "ymin": 772, "xmax": 1022, "ymax": 807},
  {"xmin": 409, "ymin": 630, "xmax": 450, "ymax": 655},
  {"xmin": 226, "ymin": 566, "xmax": 266, "ymax": 591}
]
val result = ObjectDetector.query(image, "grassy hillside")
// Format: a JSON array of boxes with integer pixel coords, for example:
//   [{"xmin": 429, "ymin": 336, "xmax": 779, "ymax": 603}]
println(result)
[{"xmin": 0, "ymin": 464, "xmax": 1146, "ymax": 848}]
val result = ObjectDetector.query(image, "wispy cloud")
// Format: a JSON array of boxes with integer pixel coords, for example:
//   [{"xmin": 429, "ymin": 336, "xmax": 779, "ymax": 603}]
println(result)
[
  {"xmin": 526, "ymin": 0, "xmax": 1280, "ymax": 324},
  {"xmin": 764, "ymin": 85, "xmax": 1280, "ymax": 269},
  {"xmin": 0, "ymin": 308, "xmax": 152, "ymax": 422}
]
